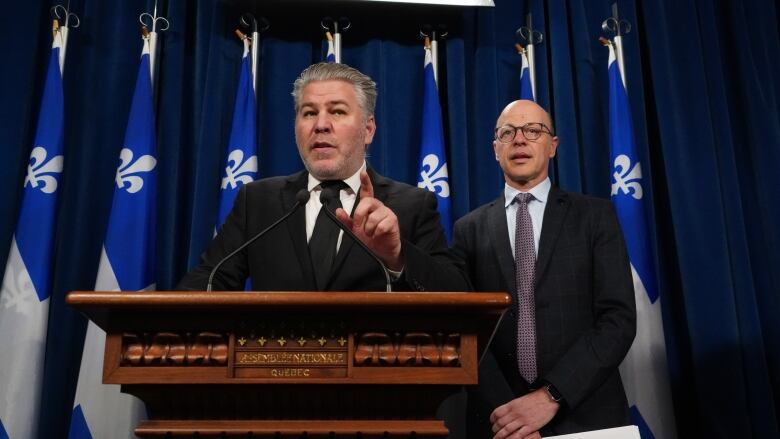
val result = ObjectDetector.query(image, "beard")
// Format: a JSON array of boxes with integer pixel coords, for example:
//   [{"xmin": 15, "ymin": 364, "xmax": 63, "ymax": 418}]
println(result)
[{"xmin": 297, "ymin": 140, "xmax": 366, "ymax": 181}]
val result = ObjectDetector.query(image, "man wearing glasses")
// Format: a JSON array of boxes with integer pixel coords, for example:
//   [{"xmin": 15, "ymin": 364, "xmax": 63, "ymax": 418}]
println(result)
[{"xmin": 449, "ymin": 100, "xmax": 636, "ymax": 438}]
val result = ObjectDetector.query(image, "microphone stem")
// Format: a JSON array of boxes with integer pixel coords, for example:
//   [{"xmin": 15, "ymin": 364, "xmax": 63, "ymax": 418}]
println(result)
[{"xmin": 206, "ymin": 201, "xmax": 302, "ymax": 292}]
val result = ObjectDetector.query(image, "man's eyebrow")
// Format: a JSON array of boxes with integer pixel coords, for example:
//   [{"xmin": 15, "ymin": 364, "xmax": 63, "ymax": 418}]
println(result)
[
  {"xmin": 299, "ymin": 99, "xmax": 350, "ymax": 109},
  {"xmin": 325, "ymin": 99, "xmax": 350, "ymax": 107}
]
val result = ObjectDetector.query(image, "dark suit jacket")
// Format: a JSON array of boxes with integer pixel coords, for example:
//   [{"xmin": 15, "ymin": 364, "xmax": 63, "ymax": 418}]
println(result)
[
  {"xmin": 178, "ymin": 168, "xmax": 470, "ymax": 292},
  {"xmin": 449, "ymin": 186, "xmax": 636, "ymax": 436}
]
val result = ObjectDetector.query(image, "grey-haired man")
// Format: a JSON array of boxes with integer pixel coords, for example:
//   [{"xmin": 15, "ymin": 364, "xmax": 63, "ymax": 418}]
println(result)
[{"xmin": 178, "ymin": 62, "xmax": 469, "ymax": 294}]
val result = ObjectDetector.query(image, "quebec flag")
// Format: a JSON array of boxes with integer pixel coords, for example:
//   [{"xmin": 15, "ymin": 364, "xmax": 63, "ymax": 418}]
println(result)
[
  {"xmin": 607, "ymin": 43, "xmax": 677, "ymax": 439},
  {"xmin": 68, "ymin": 35, "xmax": 157, "ymax": 439},
  {"xmin": 519, "ymin": 48, "xmax": 534, "ymax": 101},
  {"xmin": 217, "ymin": 37, "xmax": 257, "ymax": 230},
  {"xmin": 416, "ymin": 43, "xmax": 452, "ymax": 241},
  {"xmin": 0, "ymin": 29, "xmax": 65, "ymax": 439}
]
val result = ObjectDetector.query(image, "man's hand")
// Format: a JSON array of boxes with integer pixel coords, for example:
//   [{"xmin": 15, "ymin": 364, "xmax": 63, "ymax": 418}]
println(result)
[
  {"xmin": 335, "ymin": 170, "xmax": 403, "ymax": 270},
  {"xmin": 490, "ymin": 388, "xmax": 559, "ymax": 439}
]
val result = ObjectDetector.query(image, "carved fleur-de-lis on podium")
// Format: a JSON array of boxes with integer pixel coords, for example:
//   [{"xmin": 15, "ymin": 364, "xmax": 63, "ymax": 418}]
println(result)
[
  {"xmin": 611, "ymin": 154, "xmax": 643, "ymax": 200},
  {"xmin": 221, "ymin": 149, "xmax": 258, "ymax": 190},
  {"xmin": 24, "ymin": 146, "xmax": 64, "ymax": 194},
  {"xmin": 417, "ymin": 153, "xmax": 450, "ymax": 197},
  {"xmin": 115, "ymin": 148, "xmax": 157, "ymax": 194}
]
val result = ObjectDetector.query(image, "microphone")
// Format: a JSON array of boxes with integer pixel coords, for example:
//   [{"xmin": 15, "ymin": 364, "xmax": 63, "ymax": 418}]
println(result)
[
  {"xmin": 320, "ymin": 186, "xmax": 393, "ymax": 293},
  {"xmin": 206, "ymin": 189, "xmax": 310, "ymax": 292}
]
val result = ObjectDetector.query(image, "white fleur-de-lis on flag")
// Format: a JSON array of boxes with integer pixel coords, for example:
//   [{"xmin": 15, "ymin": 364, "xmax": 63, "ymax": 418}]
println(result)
[
  {"xmin": 220, "ymin": 149, "xmax": 257, "ymax": 190},
  {"xmin": 611, "ymin": 154, "xmax": 643, "ymax": 200},
  {"xmin": 24, "ymin": 146, "xmax": 64, "ymax": 194},
  {"xmin": 0, "ymin": 262, "xmax": 35, "ymax": 313},
  {"xmin": 115, "ymin": 147, "xmax": 157, "ymax": 194},
  {"xmin": 417, "ymin": 153, "xmax": 450, "ymax": 198}
]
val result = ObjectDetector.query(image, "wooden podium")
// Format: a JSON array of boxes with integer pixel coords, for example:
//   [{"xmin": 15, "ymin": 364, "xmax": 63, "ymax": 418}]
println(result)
[{"xmin": 66, "ymin": 291, "xmax": 510, "ymax": 438}]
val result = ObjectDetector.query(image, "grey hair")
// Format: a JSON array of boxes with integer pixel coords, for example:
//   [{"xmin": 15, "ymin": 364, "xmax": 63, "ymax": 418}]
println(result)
[{"xmin": 292, "ymin": 62, "xmax": 377, "ymax": 120}]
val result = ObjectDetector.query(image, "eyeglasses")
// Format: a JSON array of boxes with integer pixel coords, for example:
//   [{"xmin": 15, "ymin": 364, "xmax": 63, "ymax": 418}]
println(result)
[{"xmin": 494, "ymin": 123, "xmax": 553, "ymax": 143}]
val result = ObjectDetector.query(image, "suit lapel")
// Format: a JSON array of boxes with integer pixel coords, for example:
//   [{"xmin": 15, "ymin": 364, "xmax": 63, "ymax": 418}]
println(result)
[
  {"xmin": 487, "ymin": 195, "xmax": 517, "ymax": 294},
  {"xmin": 535, "ymin": 186, "xmax": 569, "ymax": 284},
  {"xmin": 282, "ymin": 171, "xmax": 317, "ymax": 289}
]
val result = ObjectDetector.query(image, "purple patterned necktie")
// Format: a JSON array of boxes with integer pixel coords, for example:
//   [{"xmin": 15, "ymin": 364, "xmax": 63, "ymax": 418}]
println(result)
[{"xmin": 514, "ymin": 192, "xmax": 537, "ymax": 383}]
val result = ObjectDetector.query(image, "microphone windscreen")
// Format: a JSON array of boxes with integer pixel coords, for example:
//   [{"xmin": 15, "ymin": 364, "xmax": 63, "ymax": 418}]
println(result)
[
  {"xmin": 320, "ymin": 187, "xmax": 337, "ymax": 204},
  {"xmin": 296, "ymin": 189, "xmax": 311, "ymax": 204}
]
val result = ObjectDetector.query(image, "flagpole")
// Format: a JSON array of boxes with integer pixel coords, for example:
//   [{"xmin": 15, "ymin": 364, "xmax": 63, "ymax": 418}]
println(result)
[
  {"xmin": 430, "ymin": 33, "xmax": 438, "ymax": 86},
  {"xmin": 149, "ymin": 1, "xmax": 158, "ymax": 82},
  {"xmin": 235, "ymin": 29, "xmax": 254, "ymax": 98},
  {"xmin": 420, "ymin": 25, "xmax": 447, "ymax": 89},
  {"xmin": 251, "ymin": 31, "xmax": 259, "ymax": 95},
  {"xmin": 525, "ymin": 15, "xmax": 536, "ymax": 99},
  {"xmin": 322, "ymin": 17, "xmax": 350, "ymax": 63},
  {"xmin": 51, "ymin": 1, "xmax": 80, "ymax": 73},
  {"xmin": 333, "ymin": 20, "xmax": 341, "ymax": 63},
  {"xmin": 240, "ymin": 13, "xmax": 266, "ymax": 97},
  {"xmin": 515, "ymin": 13, "xmax": 543, "ymax": 101},
  {"xmin": 139, "ymin": 0, "xmax": 169, "ymax": 88},
  {"xmin": 602, "ymin": 2, "xmax": 630, "ymax": 89}
]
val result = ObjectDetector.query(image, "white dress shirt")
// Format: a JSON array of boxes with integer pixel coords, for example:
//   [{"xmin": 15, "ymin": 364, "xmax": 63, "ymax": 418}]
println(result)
[
  {"xmin": 305, "ymin": 162, "xmax": 365, "ymax": 249},
  {"xmin": 504, "ymin": 177, "xmax": 551, "ymax": 257}
]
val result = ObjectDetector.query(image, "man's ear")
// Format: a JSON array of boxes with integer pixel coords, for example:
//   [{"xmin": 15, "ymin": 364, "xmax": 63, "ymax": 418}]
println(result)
[
  {"xmin": 548, "ymin": 136, "xmax": 560, "ymax": 158},
  {"xmin": 364, "ymin": 115, "xmax": 376, "ymax": 144}
]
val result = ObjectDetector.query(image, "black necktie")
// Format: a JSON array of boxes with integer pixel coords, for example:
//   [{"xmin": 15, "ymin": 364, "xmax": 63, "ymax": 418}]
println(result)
[{"xmin": 309, "ymin": 180, "xmax": 348, "ymax": 289}]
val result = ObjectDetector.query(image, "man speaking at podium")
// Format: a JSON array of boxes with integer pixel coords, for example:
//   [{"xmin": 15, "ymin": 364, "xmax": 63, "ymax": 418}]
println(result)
[{"xmin": 178, "ymin": 62, "xmax": 469, "ymax": 293}]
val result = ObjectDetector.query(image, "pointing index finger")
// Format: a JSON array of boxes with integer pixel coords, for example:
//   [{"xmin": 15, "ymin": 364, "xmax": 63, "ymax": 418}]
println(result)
[{"xmin": 359, "ymin": 170, "xmax": 374, "ymax": 199}]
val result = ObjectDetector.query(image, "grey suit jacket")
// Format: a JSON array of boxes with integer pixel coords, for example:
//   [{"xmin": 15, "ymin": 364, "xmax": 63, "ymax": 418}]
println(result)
[
  {"xmin": 178, "ymin": 168, "xmax": 470, "ymax": 293},
  {"xmin": 449, "ymin": 186, "xmax": 636, "ymax": 436}
]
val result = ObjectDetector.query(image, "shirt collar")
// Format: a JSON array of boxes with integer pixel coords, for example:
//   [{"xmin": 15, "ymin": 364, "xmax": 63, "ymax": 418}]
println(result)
[
  {"xmin": 503, "ymin": 177, "xmax": 552, "ymax": 208},
  {"xmin": 307, "ymin": 162, "xmax": 366, "ymax": 195}
]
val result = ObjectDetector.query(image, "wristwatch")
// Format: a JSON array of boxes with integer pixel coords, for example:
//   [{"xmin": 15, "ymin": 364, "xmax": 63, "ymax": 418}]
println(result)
[{"xmin": 544, "ymin": 383, "xmax": 564, "ymax": 403}]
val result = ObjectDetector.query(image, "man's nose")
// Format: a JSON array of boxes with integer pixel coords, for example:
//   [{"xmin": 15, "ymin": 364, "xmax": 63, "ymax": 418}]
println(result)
[
  {"xmin": 512, "ymin": 128, "xmax": 529, "ymax": 145},
  {"xmin": 314, "ymin": 114, "xmax": 331, "ymax": 133}
]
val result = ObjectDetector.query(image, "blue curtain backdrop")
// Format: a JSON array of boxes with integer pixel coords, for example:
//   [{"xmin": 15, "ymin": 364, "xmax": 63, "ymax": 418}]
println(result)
[{"xmin": 0, "ymin": 0, "xmax": 778, "ymax": 437}]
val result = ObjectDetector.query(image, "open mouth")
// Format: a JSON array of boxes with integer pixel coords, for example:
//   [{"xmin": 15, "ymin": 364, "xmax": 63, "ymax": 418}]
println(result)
[
  {"xmin": 312, "ymin": 141, "xmax": 336, "ymax": 151},
  {"xmin": 310, "ymin": 142, "xmax": 338, "ymax": 157},
  {"xmin": 509, "ymin": 152, "xmax": 532, "ymax": 162}
]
